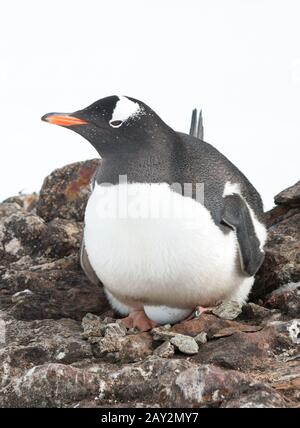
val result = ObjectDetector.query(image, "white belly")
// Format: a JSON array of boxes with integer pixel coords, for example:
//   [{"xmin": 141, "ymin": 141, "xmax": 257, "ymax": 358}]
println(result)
[{"xmin": 84, "ymin": 182, "xmax": 243, "ymax": 309}]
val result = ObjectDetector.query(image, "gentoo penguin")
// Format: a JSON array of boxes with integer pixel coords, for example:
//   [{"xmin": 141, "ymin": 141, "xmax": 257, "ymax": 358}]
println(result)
[{"xmin": 42, "ymin": 95, "xmax": 267, "ymax": 331}]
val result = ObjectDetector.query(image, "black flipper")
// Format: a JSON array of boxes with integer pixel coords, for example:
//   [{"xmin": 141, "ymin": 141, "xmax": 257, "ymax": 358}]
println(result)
[
  {"xmin": 80, "ymin": 238, "xmax": 101, "ymax": 286},
  {"xmin": 221, "ymin": 194, "xmax": 264, "ymax": 276},
  {"xmin": 189, "ymin": 108, "xmax": 204, "ymax": 140}
]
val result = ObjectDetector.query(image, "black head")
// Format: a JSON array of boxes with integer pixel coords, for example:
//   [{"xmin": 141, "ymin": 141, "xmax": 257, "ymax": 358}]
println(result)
[{"xmin": 42, "ymin": 95, "xmax": 173, "ymax": 158}]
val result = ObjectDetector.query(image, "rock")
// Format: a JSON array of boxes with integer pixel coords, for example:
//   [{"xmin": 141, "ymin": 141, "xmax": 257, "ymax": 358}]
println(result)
[
  {"xmin": 0, "ymin": 363, "xmax": 103, "ymax": 408},
  {"xmin": 0, "ymin": 202, "xmax": 22, "ymax": 218},
  {"xmin": 95, "ymin": 333, "xmax": 154, "ymax": 363},
  {"xmin": 0, "ymin": 169, "xmax": 110, "ymax": 321},
  {"xmin": 274, "ymin": 180, "xmax": 300, "ymax": 207},
  {"xmin": 194, "ymin": 324, "xmax": 293, "ymax": 371},
  {"xmin": 103, "ymin": 323, "xmax": 127, "ymax": 338},
  {"xmin": 82, "ymin": 314, "xmax": 153, "ymax": 363},
  {"xmin": 263, "ymin": 359, "xmax": 300, "ymax": 403},
  {"xmin": 264, "ymin": 282, "xmax": 300, "ymax": 318},
  {"xmin": 39, "ymin": 218, "xmax": 82, "ymax": 258},
  {"xmin": 120, "ymin": 335, "xmax": 154, "ymax": 362},
  {"xmin": 0, "ymin": 209, "xmax": 46, "ymax": 261},
  {"xmin": 194, "ymin": 332, "xmax": 208, "ymax": 344},
  {"xmin": 211, "ymin": 324, "xmax": 262, "ymax": 339},
  {"xmin": 171, "ymin": 313, "xmax": 264, "ymax": 340},
  {"xmin": 170, "ymin": 335, "xmax": 199, "ymax": 355},
  {"xmin": 153, "ymin": 341, "xmax": 175, "ymax": 358},
  {"xmin": 171, "ymin": 314, "xmax": 235, "ymax": 337},
  {"xmin": 152, "ymin": 326, "xmax": 203, "ymax": 354},
  {"xmin": 0, "ymin": 313, "xmax": 93, "ymax": 390},
  {"xmin": 253, "ymin": 181, "xmax": 300, "ymax": 298},
  {"xmin": 212, "ymin": 301, "xmax": 242, "ymax": 320},
  {"xmin": 151, "ymin": 327, "xmax": 180, "ymax": 341},
  {"xmin": 0, "ymin": 168, "xmax": 299, "ymax": 408},
  {"xmin": 82, "ymin": 313, "xmax": 106, "ymax": 338},
  {"xmin": 170, "ymin": 364, "xmax": 286, "ymax": 408},
  {"xmin": 239, "ymin": 302, "xmax": 279, "ymax": 323},
  {"xmin": 287, "ymin": 320, "xmax": 300, "ymax": 345},
  {"xmin": 269, "ymin": 319, "xmax": 300, "ymax": 345},
  {"xmin": 221, "ymin": 390, "xmax": 287, "ymax": 408},
  {"xmin": 254, "ymin": 213, "xmax": 300, "ymax": 297},
  {"xmin": 3, "ymin": 193, "xmax": 39, "ymax": 212},
  {"xmin": 105, "ymin": 357, "xmax": 195, "ymax": 405},
  {"xmin": 264, "ymin": 205, "xmax": 298, "ymax": 228},
  {"xmin": 11, "ymin": 289, "xmax": 34, "ymax": 303},
  {"xmin": 3, "ymin": 256, "xmax": 109, "ymax": 320},
  {"xmin": 36, "ymin": 159, "xmax": 99, "ymax": 222}
]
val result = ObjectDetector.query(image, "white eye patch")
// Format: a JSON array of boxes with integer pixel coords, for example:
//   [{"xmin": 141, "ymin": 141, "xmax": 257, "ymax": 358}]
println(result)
[{"xmin": 109, "ymin": 96, "xmax": 141, "ymax": 128}]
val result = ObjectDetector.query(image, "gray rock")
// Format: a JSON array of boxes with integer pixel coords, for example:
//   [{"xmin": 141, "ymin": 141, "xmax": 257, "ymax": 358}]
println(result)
[
  {"xmin": 239, "ymin": 302, "xmax": 281, "ymax": 324},
  {"xmin": 274, "ymin": 180, "xmax": 300, "ymax": 207},
  {"xmin": 221, "ymin": 390, "xmax": 287, "ymax": 408},
  {"xmin": 11, "ymin": 289, "xmax": 34, "ymax": 303},
  {"xmin": 104, "ymin": 322, "xmax": 127, "ymax": 338},
  {"xmin": 95, "ymin": 333, "xmax": 154, "ymax": 363},
  {"xmin": 151, "ymin": 327, "xmax": 177, "ymax": 341},
  {"xmin": 2, "ymin": 193, "xmax": 38, "ymax": 211},
  {"xmin": 36, "ymin": 159, "xmax": 99, "ymax": 222},
  {"xmin": 0, "ymin": 166, "xmax": 299, "ymax": 408},
  {"xmin": 153, "ymin": 341, "xmax": 175, "ymax": 358},
  {"xmin": 253, "ymin": 182, "xmax": 300, "ymax": 298},
  {"xmin": 212, "ymin": 301, "xmax": 242, "ymax": 320},
  {"xmin": 152, "ymin": 327, "xmax": 200, "ymax": 354},
  {"xmin": 194, "ymin": 332, "xmax": 208, "ymax": 344},
  {"xmin": 3, "ymin": 257, "xmax": 109, "ymax": 320},
  {"xmin": 82, "ymin": 313, "xmax": 105, "ymax": 339},
  {"xmin": 0, "ymin": 202, "xmax": 22, "ymax": 217},
  {"xmin": 170, "ymin": 364, "xmax": 286, "ymax": 408},
  {"xmin": 269, "ymin": 319, "xmax": 300, "ymax": 345},
  {"xmin": 0, "ymin": 363, "xmax": 103, "ymax": 408},
  {"xmin": 264, "ymin": 282, "xmax": 300, "ymax": 318},
  {"xmin": 170, "ymin": 334, "xmax": 199, "ymax": 355}
]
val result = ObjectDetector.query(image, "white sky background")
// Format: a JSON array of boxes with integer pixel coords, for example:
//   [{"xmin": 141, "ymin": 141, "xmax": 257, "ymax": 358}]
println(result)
[{"xmin": 0, "ymin": 0, "xmax": 299, "ymax": 210}]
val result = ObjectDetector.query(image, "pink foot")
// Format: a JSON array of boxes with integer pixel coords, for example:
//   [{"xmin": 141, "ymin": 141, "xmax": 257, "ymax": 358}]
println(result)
[
  {"xmin": 185, "ymin": 306, "xmax": 214, "ymax": 321},
  {"xmin": 195, "ymin": 306, "xmax": 214, "ymax": 316},
  {"xmin": 121, "ymin": 310, "xmax": 159, "ymax": 332}
]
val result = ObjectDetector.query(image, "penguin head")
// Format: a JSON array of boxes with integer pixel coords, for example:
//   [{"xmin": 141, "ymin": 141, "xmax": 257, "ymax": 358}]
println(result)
[{"xmin": 42, "ymin": 95, "xmax": 171, "ymax": 157}]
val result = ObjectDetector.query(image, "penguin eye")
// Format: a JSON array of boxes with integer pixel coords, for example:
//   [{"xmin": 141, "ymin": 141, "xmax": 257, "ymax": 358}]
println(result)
[{"xmin": 109, "ymin": 120, "xmax": 123, "ymax": 128}]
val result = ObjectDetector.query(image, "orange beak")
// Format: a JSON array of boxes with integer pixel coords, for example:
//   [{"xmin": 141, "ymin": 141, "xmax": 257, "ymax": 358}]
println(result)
[{"xmin": 41, "ymin": 113, "xmax": 88, "ymax": 127}]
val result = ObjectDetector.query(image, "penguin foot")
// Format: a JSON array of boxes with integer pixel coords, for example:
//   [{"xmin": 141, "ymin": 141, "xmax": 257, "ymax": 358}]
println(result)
[
  {"xmin": 120, "ymin": 310, "xmax": 159, "ymax": 332},
  {"xmin": 193, "ymin": 306, "xmax": 214, "ymax": 318}
]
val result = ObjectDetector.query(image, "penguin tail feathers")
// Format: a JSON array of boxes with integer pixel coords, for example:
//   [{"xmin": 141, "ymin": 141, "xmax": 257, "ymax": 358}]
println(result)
[{"xmin": 189, "ymin": 108, "xmax": 204, "ymax": 140}]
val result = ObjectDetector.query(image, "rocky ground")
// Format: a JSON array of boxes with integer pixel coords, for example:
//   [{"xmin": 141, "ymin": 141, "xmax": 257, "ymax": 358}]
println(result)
[{"xmin": 0, "ymin": 160, "xmax": 299, "ymax": 408}]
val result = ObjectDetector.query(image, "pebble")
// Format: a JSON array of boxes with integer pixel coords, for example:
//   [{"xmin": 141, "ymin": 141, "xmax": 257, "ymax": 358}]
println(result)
[
  {"xmin": 153, "ymin": 341, "xmax": 175, "ymax": 358},
  {"xmin": 170, "ymin": 334, "xmax": 199, "ymax": 355},
  {"xmin": 194, "ymin": 332, "xmax": 208, "ymax": 344},
  {"xmin": 104, "ymin": 323, "xmax": 127, "ymax": 338},
  {"xmin": 212, "ymin": 301, "xmax": 242, "ymax": 320}
]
